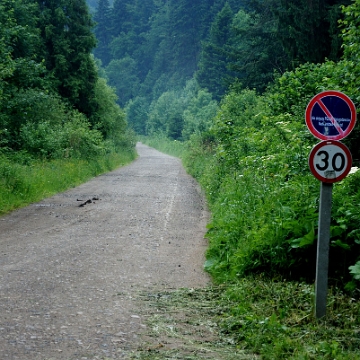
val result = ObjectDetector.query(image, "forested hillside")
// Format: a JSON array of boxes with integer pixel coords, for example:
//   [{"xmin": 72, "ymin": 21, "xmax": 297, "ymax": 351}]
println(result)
[
  {"xmin": 89, "ymin": 0, "xmax": 360, "ymax": 293},
  {"xmin": 91, "ymin": 0, "xmax": 350, "ymax": 136}
]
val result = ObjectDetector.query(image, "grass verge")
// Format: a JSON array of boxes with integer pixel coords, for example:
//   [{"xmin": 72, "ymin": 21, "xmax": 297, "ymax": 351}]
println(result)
[
  {"xmin": 130, "ymin": 279, "xmax": 360, "ymax": 359},
  {"xmin": 0, "ymin": 149, "xmax": 137, "ymax": 215}
]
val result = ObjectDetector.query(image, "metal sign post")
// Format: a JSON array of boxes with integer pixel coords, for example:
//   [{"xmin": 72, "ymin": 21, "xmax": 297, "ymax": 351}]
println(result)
[
  {"xmin": 308, "ymin": 141, "xmax": 352, "ymax": 318},
  {"xmin": 315, "ymin": 182, "xmax": 333, "ymax": 319},
  {"xmin": 305, "ymin": 90, "xmax": 356, "ymax": 319}
]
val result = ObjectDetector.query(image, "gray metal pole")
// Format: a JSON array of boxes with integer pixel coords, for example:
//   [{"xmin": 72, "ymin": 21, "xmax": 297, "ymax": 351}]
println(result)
[{"xmin": 315, "ymin": 182, "xmax": 333, "ymax": 319}]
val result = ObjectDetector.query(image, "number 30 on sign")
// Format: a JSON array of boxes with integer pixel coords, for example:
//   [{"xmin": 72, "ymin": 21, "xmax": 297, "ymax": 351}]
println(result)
[{"xmin": 308, "ymin": 140, "xmax": 352, "ymax": 183}]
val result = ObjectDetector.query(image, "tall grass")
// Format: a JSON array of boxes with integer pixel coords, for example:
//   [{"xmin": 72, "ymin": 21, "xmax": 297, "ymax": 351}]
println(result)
[{"xmin": 0, "ymin": 150, "xmax": 136, "ymax": 215}]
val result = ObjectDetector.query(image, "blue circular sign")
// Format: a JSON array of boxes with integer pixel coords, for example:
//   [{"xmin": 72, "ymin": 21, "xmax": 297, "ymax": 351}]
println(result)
[{"xmin": 305, "ymin": 91, "xmax": 356, "ymax": 140}]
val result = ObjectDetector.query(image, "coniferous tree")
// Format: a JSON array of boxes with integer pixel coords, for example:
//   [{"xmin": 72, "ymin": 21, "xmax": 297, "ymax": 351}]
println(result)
[
  {"xmin": 37, "ymin": 0, "xmax": 98, "ymax": 119},
  {"xmin": 127, "ymin": 0, "xmax": 154, "ymax": 34},
  {"xmin": 139, "ymin": 0, "xmax": 172, "ymax": 98},
  {"xmin": 168, "ymin": 0, "xmax": 208, "ymax": 78},
  {"xmin": 196, "ymin": 2, "xmax": 234, "ymax": 100},
  {"xmin": 126, "ymin": 0, "xmax": 155, "ymax": 80},
  {"xmin": 111, "ymin": 0, "xmax": 130, "ymax": 37},
  {"xmin": 94, "ymin": 0, "xmax": 112, "ymax": 66},
  {"xmin": 228, "ymin": 1, "xmax": 287, "ymax": 92},
  {"xmin": 0, "ymin": 0, "xmax": 46, "ymax": 148},
  {"xmin": 276, "ymin": 0, "xmax": 351, "ymax": 67}
]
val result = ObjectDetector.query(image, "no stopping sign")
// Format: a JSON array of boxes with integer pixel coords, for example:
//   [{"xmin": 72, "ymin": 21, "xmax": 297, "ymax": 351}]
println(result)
[
  {"xmin": 309, "ymin": 140, "xmax": 352, "ymax": 183},
  {"xmin": 305, "ymin": 91, "xmax": 356, "ymax": 140}
]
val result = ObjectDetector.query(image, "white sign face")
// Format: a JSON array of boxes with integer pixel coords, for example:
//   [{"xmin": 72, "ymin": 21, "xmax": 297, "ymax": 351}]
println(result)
[{"xmin": 309, "ymin": 140, "xmax": 352, "ymax": 183}]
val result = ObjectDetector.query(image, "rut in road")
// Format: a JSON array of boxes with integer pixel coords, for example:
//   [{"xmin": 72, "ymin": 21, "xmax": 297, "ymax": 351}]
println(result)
[{"xmin": 0, "ymin": 143, "xmax": 210, "ymax": 359}]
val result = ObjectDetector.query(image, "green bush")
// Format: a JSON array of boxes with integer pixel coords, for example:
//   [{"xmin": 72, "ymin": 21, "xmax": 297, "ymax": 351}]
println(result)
[
  {"xmin": 182, "ymin": 89, "xmax": 218, "ymax": 140},
  {"xmin": 183, "ymin": 83, "xmax": 360, "ymax": 291},
  {"xmin": 19, "ymin": 110, "xmax": 105, "ymax": 159}
]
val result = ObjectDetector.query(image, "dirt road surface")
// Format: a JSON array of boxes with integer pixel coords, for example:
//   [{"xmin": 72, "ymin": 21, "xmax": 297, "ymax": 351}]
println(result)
[{"xmin": 0, "ymin": 143, "xmax": 210, "ymax": 359}]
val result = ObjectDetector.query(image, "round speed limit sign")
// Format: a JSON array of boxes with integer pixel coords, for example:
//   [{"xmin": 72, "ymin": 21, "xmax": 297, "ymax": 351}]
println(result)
[{"xmin": 309, "ymin": 140, "xmax": 352, "ymax": 183}]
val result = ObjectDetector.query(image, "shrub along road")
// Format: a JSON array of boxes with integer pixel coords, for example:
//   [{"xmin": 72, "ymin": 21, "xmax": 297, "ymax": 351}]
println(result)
[{"xmin": 0, "ymin": 143, "xmax": 210, "ymax": 359}]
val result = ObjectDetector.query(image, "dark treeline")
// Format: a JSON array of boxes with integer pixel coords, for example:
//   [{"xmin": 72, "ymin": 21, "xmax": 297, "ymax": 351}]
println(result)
[{"xmin": 92, "ymin": 0, "xmax": 350, "ymax": 135}]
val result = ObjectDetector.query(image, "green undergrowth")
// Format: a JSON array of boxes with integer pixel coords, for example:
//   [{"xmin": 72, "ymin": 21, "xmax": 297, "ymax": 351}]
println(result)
[
  {"xmin": 130, "ymin": 279, "xmax": 360, "ymax": 359},
  {"xmin": 138, "ymin": 135, "xmax": 360, "ymax": 358},
  {"xmin": 0, "ymin": 149, "xmax": 136, "ymax": 215}
]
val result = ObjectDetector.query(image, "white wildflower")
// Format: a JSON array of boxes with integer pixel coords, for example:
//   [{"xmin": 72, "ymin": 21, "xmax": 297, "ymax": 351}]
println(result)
[{"xmin": 349, "ymin": 166, "xmax": 359, "ymax": 175}]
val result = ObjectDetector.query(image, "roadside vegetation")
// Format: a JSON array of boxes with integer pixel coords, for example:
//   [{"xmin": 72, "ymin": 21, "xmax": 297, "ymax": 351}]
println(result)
[
  {"xmin": 141, "ymin": 0, "xmax": 360, "ymax": 292},
  {"xmin": 137, "ymin": 1, "xmax": 360, "ymax": 357},
  {"xmin": 0, "ymin": 0, "xmax": 136, "ymax": 215},
  {"xmin": 129, "ymin": 281, "xmax": 360, "ymax": 359},
  {"xmin": 0, "ymin": 151, "xmax": 135, "ymax": 215}
]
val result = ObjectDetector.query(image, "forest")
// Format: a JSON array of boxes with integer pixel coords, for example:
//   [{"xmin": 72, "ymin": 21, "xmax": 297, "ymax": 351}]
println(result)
[
  {"xmin": 91, "ymin": 0, "xmax": 360, "ymax": 291},
  {"xmin": 93, "ymin": 0, "xmax": 350, "ymax": 136},
  {"xmin": 1, "ymin": 0, "xmax": 360, "ymax": 356}
]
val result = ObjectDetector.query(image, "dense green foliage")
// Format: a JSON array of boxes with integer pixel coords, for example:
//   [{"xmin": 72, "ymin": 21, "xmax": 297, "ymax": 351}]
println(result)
[
  {"xmin": 1, "ymin": 0, "xmax": 134, "ymax": 158},
  {"xmin": 188, "ymin": 85, "xmax": 360, "ymax": 288},
  {"xmin": 139, "ymin": 0, "xmax": 360, "ymax": 293},
  {"xmin": 91, "ymin": 0, "xmax": 350, "ymax": 136}
]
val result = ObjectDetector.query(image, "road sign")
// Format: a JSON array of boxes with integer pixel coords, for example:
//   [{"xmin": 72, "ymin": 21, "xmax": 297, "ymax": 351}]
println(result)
[
  {"xmin": 309, "ymin": 140, "xmax": 352, "ymax": 183},
  {"xmin": 305, "ymin": 91, "xmax": 356, "ymax": 140}
]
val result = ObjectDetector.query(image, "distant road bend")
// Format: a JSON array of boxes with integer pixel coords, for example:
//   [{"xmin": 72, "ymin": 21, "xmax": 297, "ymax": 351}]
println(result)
[{"xmin": 0, "ymin": 143, "xmax": 210, "ymax": 359}]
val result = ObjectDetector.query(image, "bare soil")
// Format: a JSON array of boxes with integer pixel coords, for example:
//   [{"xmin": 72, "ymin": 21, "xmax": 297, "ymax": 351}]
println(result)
[{"xmin": 0, "ymin": 143, "xmax": 211, "ymax": 359}]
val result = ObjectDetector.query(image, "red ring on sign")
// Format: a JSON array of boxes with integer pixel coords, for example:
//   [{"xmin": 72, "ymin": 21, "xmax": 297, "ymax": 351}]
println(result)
[
  {"xmin": 305, "ymin": 91, "xmax": 356, "ymax": 141},
  {"xmin": 308, "ymin": 140, "xmax": 352, "ymax": 183}
]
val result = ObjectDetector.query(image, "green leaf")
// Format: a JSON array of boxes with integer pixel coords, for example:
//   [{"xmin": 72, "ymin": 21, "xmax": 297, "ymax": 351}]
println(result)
[
  {"xmin": 349, "ymin": 261, "xmax": 360, "ymax": 280},
  {"xmin": 331, "ymin": 240, "xmax": 351, "ymax": 250},
  {"xmin": 331, "ymin": 225, "xmax": 347, "ymax": 238},
  {"xmin": 288, "ymin": 226, "xmax": 315, "ymax": 249}
]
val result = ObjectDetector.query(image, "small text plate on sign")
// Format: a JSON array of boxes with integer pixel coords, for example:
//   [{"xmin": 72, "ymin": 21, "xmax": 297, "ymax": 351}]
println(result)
[
  {"xmin": 305, "ymin": 90, "xmax": 356, "ymax": 141},
  {"xmin": 308, "ymin": 140, "xmax": 352, "ymax": 183}
]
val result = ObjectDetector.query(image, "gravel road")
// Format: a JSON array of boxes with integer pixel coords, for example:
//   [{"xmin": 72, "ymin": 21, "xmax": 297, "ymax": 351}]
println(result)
[{"xmin": 0, "ymin": 143, "xmax": 210, "ymax": 359}]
